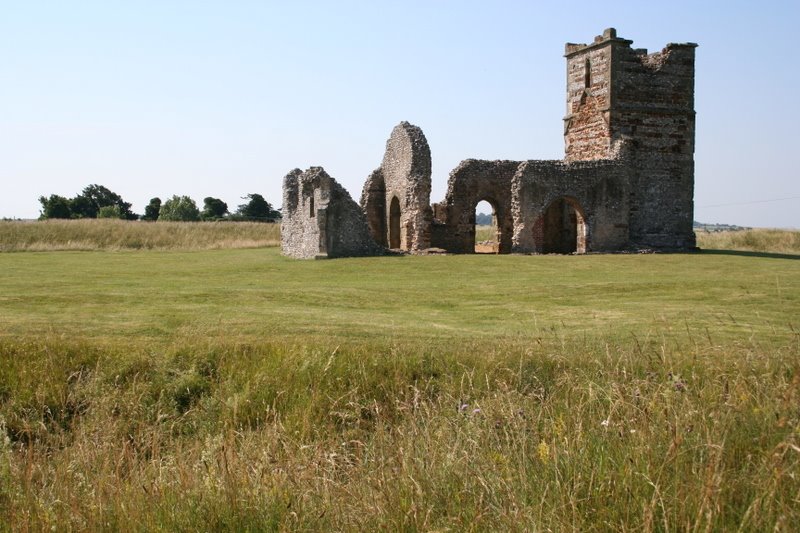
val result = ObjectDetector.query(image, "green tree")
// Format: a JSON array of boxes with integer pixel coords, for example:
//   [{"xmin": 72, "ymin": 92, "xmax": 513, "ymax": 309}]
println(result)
[
  {"xmin": 97, "ymin": 205, "xmax": 123, "ymax": 219},
  {"xmin": 69, "ymin": 194, "xmax": 95, "ymax": 218},
  {"xmin": 201, "ymin": 197, "xmax": 229, "ymax": 220},
  {"xmin": 234, "ymin": 193, "xmax": 279, "ymax": 222},
  {"xmin": 38, "ymin": 195, "xmax": 72, "ymax": 219},
  {"xmin": 69, "ymin": 184, "xmax": 138, "ymax": 220},
  {"xmin": 158, "ymin": 195, "xmax": 200, "ymax": 222},
  {"xmin": 141, "ymin": 198, "xmax": 162, "ymax": 221}
]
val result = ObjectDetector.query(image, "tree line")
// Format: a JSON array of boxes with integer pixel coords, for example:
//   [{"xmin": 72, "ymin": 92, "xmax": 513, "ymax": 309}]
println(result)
[{"xmin": 38, "ymin": 185, "xmax": 280, "ymax": 222}]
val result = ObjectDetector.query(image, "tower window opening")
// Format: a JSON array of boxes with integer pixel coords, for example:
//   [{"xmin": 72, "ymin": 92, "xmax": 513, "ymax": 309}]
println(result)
[
  {"xmin": 309, "ymin": 196, "xmax": 315, "ymax": 218},
  {"xmin": 584, "ymin": 59, "xmax": 591, "ymax": 88}
]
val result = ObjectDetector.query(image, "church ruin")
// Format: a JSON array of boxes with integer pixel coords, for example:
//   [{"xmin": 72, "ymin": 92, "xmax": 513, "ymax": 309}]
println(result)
[{"xmin": 281, "ymin": 28, "xmax": 697, "ymax": 259}]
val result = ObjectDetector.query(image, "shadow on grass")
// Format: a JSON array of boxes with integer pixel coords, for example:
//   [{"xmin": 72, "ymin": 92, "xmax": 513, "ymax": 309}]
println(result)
[{"xmin": 698, "ymin": 248, "xmax": 800, "ymax": 260}]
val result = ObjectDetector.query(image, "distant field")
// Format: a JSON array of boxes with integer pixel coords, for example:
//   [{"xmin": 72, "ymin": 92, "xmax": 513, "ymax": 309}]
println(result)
[
  {"xmin": 475, "ymin": 225, "xmax": 800, "ymax": 255},
  {"xmin": 696, "ymin": 227, "xmax": 800, "ymax": 254},
  {"xmin": 0, "ymin": 219, "xmax": 280, "ymax": 251},
  {"xmin": 475, "ymin": 223, "xmax": 496, "ymax": 244},
  {"xmin": 3, "ymin": 219, "xmax": 798, "ymax": 255}
]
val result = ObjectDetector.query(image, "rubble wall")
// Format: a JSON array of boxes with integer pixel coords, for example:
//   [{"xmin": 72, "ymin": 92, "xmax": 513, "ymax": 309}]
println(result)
[
  {"xmin": 435, "ymin": 160, "xmax": 520, "ymax": 253},
  {"xmin": 281, "ymin": 167, "xmax": 384, "ymax": 259},
  {"xmin": 512, "ymin": 158, "xmax": 630, "ymax": 253},
  {"xmin": 360, "ymin": 168, "xmax": 387, "ymax": 247},
  {"xmin": 379, "ymin": 122, "xmax": 433, "ymax": 250},
  {"xmin": 616, "ymin": 43, "xmax": 697, "ymax": 249},
  {"xmin": 282, "ymin": 29, "xmax": 697, "ymax": 258}
]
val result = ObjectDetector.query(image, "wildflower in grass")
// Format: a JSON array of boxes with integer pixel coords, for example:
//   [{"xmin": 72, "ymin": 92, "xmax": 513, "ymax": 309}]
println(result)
[
  {"xmin": 554, "ymin": 414, "xmax": 566, "ymax": 438},
  {"xmin": 537, "ymin": 440, "xmax": 550, "ymax": 464},
  {"xmin": 739, "ymin": 392, "xmax": 749, "ymax": 403},
  {"xmin": 489, "ymin": 451, "xmax": 508, "ymax": 467},
  {"xmin": 668, "ymin": 372, "xmax": 687, "ymax": 392}
]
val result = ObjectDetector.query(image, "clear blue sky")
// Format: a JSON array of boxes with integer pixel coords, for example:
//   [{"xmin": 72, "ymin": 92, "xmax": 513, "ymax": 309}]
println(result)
[{"xmin": 2, "ymin": 1, "xmax": 798, "ymax": 227}]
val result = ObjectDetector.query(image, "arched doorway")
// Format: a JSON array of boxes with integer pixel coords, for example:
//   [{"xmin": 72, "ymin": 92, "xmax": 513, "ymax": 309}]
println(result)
[
  {"xmin": 542, "ymin": 197, "xmax": 587, "ymax": 254},
  {"xmin": 474, "ymin": 199, "xmax": 499, "ymax": 253},
  {"xmin": 389, "ymin": 196, "xmax": 401, "ymax": 249}
]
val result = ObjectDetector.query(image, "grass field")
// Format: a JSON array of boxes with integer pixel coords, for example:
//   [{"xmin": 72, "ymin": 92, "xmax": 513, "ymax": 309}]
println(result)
[
  {"xmin": 475, "ymin": 224, "xmax": 496, "ymax": 245},
  {"xmin": 0, "ymin": 219, "xmax": 280, "ymax": 252},
  {"xmin": 696, "ymin": 228, "xmax": 800, "ymax": 254},
  {"xmin": 1, "ymin": 223, "xmax": 799, "ymax": 530}
]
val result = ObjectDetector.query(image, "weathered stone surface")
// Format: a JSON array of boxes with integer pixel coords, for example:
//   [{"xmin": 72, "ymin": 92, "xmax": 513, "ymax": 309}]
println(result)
[
  {"xmin": 362, "ymin": 122, "xmax": 433, "ymax": 251},
  {"xmin": 360, "ymin": 168, "xmax": 386, "ymax": 247},
  {"xmin": 432, "ymin": 160, "xmax": 519, "ymax": 253},
  {"xmin": 564, "ymin": 28, "xmax": 697, "ymax": 249},
  {"xmin": 282, "ymin": 28, "xmax": 697, "ymax": 258},
  {"xmin": 511, "ymin": 155, "xmax": 631, "ymax": 253},
  {"xmin": 281, "ymin": 167, "xmax": 384, "ymax": 259}
]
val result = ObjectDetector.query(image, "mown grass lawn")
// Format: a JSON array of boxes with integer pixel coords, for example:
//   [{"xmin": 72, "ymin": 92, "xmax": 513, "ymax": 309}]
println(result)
[{"xmin": 0, "ymin": 248, "xmax": 797, "ymax": 346}]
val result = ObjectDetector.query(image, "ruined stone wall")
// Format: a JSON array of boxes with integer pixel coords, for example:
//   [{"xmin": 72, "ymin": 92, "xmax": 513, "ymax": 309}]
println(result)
[
  {"xmin": 281, "ymin": 167, "xmax": 384, "ymax": 259},
  {"xmin": 615, "ymin": 43, "xmax": 697, "ymax": 249},
  {"xmin": 282, "ymin": 29, "xmax": 696, "ymax": 258},
  {"xmin": 380, "ymin": 122, "xmax": 433, "ymax": 250},
  {"xmin": 512, "ymin": 158, "xmax": 630, "ymax": 253},
  {"xmin": 433, "ymin": 160, "xmax": 520, "ymax": 253},
  {"xmin": 360, "ymin": 168, "xmax": 386, "ymax": 247},
  {"xmin": 429, "ymin": 155, "xmax": 630, "ymax": 255}
]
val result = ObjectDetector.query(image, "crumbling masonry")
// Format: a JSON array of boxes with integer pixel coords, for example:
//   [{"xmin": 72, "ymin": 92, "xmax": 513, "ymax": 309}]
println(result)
[{"xmin": 281, "ymin": 29, "xmax": 697, "ymax": 259}]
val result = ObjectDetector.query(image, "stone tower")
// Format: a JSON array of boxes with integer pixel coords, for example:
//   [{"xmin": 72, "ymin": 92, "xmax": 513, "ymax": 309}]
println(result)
[{"xmin": 564, "ymin": 28, "xmax": 697, "ymax": 249}]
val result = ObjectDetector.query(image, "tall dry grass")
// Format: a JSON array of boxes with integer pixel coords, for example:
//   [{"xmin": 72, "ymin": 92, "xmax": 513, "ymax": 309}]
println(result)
[
  {"xmin": 0, "ymin": 219, "xmax": 280, "ymax": 252},
  {"xmin": 4, "ymin": 221, "xmax": 797, "ymax": 255},
  {"xmin": 1, "ymin": 334, "xmax": 798, "ymax": 531},
  {"xmin": 475, "ymin": 224, "xmax": 496, "ymax": 243},
  {"xmin": 696, "ymin": 228, "xmax": 800, "ymax": 254}
]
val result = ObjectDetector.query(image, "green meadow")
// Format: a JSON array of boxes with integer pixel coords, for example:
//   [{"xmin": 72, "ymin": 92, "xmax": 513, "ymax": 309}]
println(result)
[
  {"xmin": 1, "ymin": 221, "xmax": 799, "ymax": 531},
  {"xmin": 1, "ymin": 247, "xmax": 797, "ymax": 346}
]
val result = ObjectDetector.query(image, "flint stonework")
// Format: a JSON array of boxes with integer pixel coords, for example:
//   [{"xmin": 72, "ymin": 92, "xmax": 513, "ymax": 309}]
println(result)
[
  {"xmin": 281, "ymin": 167, "xmax": 383, "ymax": 259},
  {"xmin": 281, "ymin": 28, "xmax": 697, "ymax": 258},
  {"xmin": 360, "ymin": 122, "xmax": 433, "ymax": 251}
]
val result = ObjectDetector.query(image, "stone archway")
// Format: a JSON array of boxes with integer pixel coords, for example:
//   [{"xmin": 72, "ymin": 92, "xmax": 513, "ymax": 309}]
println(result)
[
  {"xmin": 389, "ymin": 196, "xmax": 401, "ymax": 249},
  {"xmin": 474, "ymin": 198, "xmax": 502, "ymax": 254},
  {"xmin": 440, "ymin": 160, "xmax": 518, "ymax": 254},
  {"xmin": 542, "ymin": 197, "xmax": 587, "ymax": 254}
]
